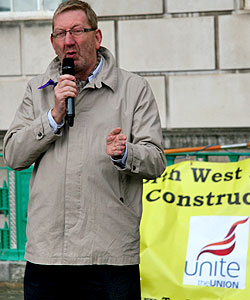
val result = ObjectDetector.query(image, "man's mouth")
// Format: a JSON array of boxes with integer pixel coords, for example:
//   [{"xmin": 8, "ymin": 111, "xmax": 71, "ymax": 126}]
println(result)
[{"xmin": 65, "ymin": 51, "xmax": 77, "ymax": 58}]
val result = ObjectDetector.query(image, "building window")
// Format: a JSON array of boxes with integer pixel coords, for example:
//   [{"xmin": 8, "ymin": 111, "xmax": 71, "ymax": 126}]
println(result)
[
  {"xmin": 0, "ymin": 0, "xmax": 66, "ymax": 12},
  {"xmin": 0, "ymin": 0, "xmax": 10, "ymax": 11},
  {"xmin": 44, "ymin": 0, "xmax": 63, "ymax": 11},
  {"xmin": 13, "ymin": 0, "xmax": 37, "ymax": 11}
]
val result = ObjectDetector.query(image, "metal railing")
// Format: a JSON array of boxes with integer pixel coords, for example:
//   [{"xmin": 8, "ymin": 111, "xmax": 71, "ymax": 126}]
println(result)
[
  {"xmin": 1, "ymin": 151, "xmax": 250, "ymax": 260},
  {"xmin": 0, "ymin": 154, "xmax": 33, "ymax": 260},
  {"xmin": 165, "ymin": 151, "xmax": 250, "ymax": 166}
]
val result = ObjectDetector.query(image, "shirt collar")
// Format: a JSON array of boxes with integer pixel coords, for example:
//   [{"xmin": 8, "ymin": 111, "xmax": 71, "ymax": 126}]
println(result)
[{"xmin": 88, "ymin": 56, "xmax": 103, "ymax": 82}]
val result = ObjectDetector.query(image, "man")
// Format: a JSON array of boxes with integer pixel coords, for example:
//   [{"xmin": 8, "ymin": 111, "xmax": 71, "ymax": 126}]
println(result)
[{"xmin": 3, "ymin": 1, "xmax": 166, "ymax": 299}]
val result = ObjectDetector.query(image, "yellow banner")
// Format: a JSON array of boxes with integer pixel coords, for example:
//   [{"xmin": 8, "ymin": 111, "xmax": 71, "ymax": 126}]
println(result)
[{"xmin": 140, "ymin": 159, "xmax": 250, "ymax": 300}]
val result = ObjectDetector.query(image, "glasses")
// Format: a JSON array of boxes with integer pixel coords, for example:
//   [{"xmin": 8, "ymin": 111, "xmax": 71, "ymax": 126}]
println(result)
[{"xmin": 51, "ymin": 26, "xmax": 97, "ymax": 39}]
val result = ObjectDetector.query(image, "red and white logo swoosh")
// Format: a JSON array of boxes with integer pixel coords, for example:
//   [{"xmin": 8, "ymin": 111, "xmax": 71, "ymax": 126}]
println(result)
[{"xmin": 197, "ymin": 217, "xmax": 249, "ymax": 260}]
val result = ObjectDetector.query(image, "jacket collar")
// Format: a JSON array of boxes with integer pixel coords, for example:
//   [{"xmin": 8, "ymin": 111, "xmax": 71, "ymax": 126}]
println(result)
[
  {"xmin": 38, "ymin": 57, "xmax": 61, "ymax": 90},
  {"xmin": 91, "ymin": 46, "xmax": 118, "ymax": 92}
]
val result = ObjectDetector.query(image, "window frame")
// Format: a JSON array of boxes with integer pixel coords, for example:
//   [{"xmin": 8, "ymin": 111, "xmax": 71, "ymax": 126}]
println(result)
[{"xmin": 0, "ymin": 0, "xmax": 61, "ymax": 18}]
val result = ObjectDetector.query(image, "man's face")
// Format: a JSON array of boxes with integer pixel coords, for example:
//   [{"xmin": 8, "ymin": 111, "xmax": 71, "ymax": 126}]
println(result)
[{"xmin": 51, "ymin": 9, "xmax": 102, "ymax": 77}]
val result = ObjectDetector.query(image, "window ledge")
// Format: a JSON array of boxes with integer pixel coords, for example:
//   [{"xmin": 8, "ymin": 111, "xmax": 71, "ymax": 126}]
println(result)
[{"xmin": 0, "ymin": 11, "xmax": 53, "ymax": 21}]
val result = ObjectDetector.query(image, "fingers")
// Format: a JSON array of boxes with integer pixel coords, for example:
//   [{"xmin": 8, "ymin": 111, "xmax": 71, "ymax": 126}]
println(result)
[
  {"xmin": 109, "ymin": 127, "xmax": 122, "ymax": 136},
  {"xmin": 52, "ymin": 75, "xmax": 78, "ymax": 124},
  {"xmin": 106, "ymin": 128, "xmax": 126, "ymax": 144},
  {"xmin": 56, "ymin": 75, "xmax": 78, "ymax": 99},
  {"xmin": 106, "ymin": 128, "xmax": 127, "ymax": 157},
  {"xmin": 106, "ymin": 128, "xmax": 121, "ymax": 144}
]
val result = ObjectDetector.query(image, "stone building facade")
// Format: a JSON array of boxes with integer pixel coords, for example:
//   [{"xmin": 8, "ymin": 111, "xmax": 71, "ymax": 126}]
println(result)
[{"xmin": 0, "ymin": 0, "xmax": 250, "ymax": 151}]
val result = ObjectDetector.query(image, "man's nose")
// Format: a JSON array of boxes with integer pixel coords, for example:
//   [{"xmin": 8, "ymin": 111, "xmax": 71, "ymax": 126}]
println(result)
[{"xmin": 64, "ymin": 32, "xmax": 75, "ymax": 45}]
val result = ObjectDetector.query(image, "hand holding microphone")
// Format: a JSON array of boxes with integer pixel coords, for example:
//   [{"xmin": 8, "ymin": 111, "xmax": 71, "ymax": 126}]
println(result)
[{"xmin": 52, "ymin": 58, "xmax": 77, "ymax": 127}]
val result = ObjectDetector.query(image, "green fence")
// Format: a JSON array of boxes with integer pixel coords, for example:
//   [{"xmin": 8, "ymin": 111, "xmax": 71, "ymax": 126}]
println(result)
[
  {"xmin": 0, "ymin": 154, "xmax": 33, "ymax": 260},
  {"xmin": 0, "ymin": 151, "xmax": 250, "ymax": 261}
]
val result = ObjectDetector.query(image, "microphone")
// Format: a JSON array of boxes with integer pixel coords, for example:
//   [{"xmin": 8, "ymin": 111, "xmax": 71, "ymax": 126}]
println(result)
[{"xmin": 62, "ymin": 58, "xmax": 75, "ymax": 127}]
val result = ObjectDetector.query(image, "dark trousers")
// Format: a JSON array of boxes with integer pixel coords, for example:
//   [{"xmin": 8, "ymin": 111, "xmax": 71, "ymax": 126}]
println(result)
[{"xmin": 24, "ymin": 261, "xmax": 141, "ymax": 300}]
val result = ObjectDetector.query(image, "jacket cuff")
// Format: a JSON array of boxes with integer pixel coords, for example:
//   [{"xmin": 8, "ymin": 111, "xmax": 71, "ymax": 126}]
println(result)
[
  {"xmin": 33, "ymin": 111, "xmax": 62, "ymax": 141},
  {"xmin": 121, "ymin": 142, "xmax": 140, "ymax": 174}
]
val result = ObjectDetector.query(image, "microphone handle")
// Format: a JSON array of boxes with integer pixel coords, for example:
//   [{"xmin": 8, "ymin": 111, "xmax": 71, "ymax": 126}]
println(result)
[{"xmin": 66, "ymin": 97, "xmax": 75, "ymax": 127}]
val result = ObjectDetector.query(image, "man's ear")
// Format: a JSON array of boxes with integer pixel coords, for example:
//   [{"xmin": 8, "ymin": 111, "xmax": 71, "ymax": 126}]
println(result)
[
  {"xmin": 50, "ymin": 34, "xmax": 56, "ymax": 51},
  {"xmin": 95, "ymin": 29, "xmax": 102, "ymax": 50}
]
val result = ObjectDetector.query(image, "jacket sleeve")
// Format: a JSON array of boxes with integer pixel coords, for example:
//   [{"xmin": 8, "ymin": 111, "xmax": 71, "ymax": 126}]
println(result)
[
  {"xmin": 3, "ymin": 82, "xmax": 60, "ymax": 170},
  {"xmin": 117, "ymin": 77, "xmax": 166, "ymax": 179}
]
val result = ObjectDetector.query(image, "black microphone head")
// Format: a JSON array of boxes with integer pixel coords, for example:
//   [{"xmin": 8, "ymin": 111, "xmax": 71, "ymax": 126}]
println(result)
[{"xmin": 62, "ymin": 58, "xmax": 75, "ymax": 76}]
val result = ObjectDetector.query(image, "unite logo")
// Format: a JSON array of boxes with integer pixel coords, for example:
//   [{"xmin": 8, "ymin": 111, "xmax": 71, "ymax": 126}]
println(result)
[{"xmin": 183, "ymin": 216, "xmax": 249, "ymax": 289}]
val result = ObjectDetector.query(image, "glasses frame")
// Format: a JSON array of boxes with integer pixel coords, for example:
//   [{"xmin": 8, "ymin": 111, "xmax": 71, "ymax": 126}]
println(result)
[{"xmin": 51, "ymin": 27, "xmax": 97, "ymax": 39}]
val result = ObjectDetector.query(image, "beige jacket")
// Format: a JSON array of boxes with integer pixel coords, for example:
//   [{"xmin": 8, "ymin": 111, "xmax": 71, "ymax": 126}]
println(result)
[{"xmin": 3, "ymin": 47, "xmax": 166, "ymax": 265}]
